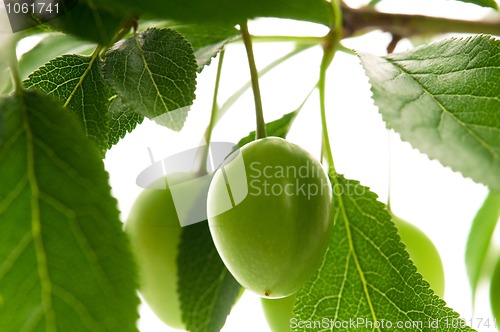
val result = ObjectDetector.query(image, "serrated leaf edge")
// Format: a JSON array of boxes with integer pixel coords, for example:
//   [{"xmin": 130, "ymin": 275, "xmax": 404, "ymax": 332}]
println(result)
[{"xmin": 357, "ymin": 35, "xmax": 500, "ymax": 190}]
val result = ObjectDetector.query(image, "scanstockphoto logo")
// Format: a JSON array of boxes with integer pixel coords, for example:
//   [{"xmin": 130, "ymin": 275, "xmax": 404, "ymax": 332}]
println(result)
[
  {"xmin": 136, "ymin": 142, "xmax": 249, "ymax": 228},
  {"xmin": 136, "ymin": 143, "xmax": 367, "ymax": 228},
  {"xmin": 247, "ymin": 161, "xmax": 332, "ymax": 200},
  {"xmin": 0, "ymin": 0, "xmax": 74, "ymax": 34}
]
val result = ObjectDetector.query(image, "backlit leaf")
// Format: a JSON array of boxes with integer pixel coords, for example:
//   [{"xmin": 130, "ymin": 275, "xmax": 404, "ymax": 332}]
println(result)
[
  {"xmin": 107, "ymin": 96, "xmax": 144, "ymax": 149},
  {"xmin": 237, "ymin": 110, "xmax": 299, "ymax": 148},
  {"xmin": 359, "ymin": 35, "xmax": 500, "ymax": 190},
  {"xmin": 456, "ymin": 0, "xmax": 498, "ymax": 9},
  {"xmin": 465, "ymin": 191, "xmax": 500, "ymax": 300},
  {"xmin": 24, "ymin": 53, "xmax": 111, "ymax": 155},
  {"xmin": 0, "ymin": 90, "xmax": 139, "ymax": 331},
  {"xmin": 293, "ymin": 175, "xmax": 474, "ymax": 331},
  {"xmin": 19, "ymin": 33, "xmax": 93, "ymax": 82},
  {"xmin": 102, "ymin": 28, "xmax": 197, "ymax": 131}
]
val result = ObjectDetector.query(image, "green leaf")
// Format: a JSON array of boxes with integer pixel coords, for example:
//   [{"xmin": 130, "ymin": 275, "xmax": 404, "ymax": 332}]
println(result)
[
  {"xmin": 47, "ymin": 0, "xmax": 126, "ymax": 45},
  {"xmin": 83, "ymin": 0, "xmax": 332, "ymax": 26},
  {"xmin": 102, "ymin": 28, "xmax": 197, "ymax": 131},
  {"xmin": 465, "ymin": 191, "xmax": 500, "ymax": 300},
  {"xmin": 177, "ymin": 222, "xmax": 241, "ymax": 332},
  {"xmin": 0, "ymin": 64, "xmax": 11, "ymax": 95},
  {"xmin": 0, "ymin": 90, "xmax": 139, "ymax": 331},
  {"xmin": 2, "ymin": 33, "xmax": 92, "ymax": 95},
  {"xmin": 173, "ymin": 24, "xmax": 239, "ymax": 71},
  {"xmin": 456, "ymin": 0, "xmax": 498, "ymax": 9},
  {"xmin": 237, "ymin": 110, "xmax": 299, "ymax": 148},
  {"xmin": 19, "ymin": 33, "xmax": 93, "ymax": 82},
  {"xmin": 369, "ymin": 0, "xmax": 498, "ymax": 8},
  {"xmin": 0, "ymin": 35, "xmax": 14, "ymax": 94},
  {"xmin": 108, "ymin": 96, "xmax": 144, "ymax": 149},
  {"xmin": 359, "ymin": 35, "xmax": 500, "ymax": 191},
  {"xmin": 24, "ymin": 54, "xmax": 111, "ymax": 155},
  {"xmin": 367, "ymin": 0, "xmax": 383, "ymax": 6},
  {"xmin": 293, "ymin": 175, "xmax": 474, "ymax": 331}
]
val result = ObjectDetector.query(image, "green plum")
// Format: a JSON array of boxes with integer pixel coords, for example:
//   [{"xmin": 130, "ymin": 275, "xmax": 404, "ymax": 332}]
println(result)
[
  {"xmin": 207, "ymin": 137, "xmax": 332, "ymax": 298},
  {"xmin": 261, "ymin": 294, "xmax": 296, "ymax": 332},
  {"xmin": 126, "ymin": 173, "xmax": 243, "ymax": 329},
  {"xmin": 125, "ymin": 177, "xmax": 185, "ymax": 329},
  {"xmin": 393, "ymin": 214, "xmax": 445, "ymax": 298}
]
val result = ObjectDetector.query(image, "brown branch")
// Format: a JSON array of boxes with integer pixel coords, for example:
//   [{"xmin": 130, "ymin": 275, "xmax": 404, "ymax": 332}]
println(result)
[{"xmin": 342, "ymin": 5, "xmax": 500, "ymax": 39}]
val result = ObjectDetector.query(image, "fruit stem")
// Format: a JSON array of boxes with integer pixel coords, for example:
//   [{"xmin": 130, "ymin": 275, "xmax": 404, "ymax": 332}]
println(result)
[
  {"xmin": 216, "ymin": 44, "xmax": 311, "ymax": 125},
  {"xmin": 384, "ymin": 36, "xmax": 396, "ymax": 213},
  {"xmin": 242, "ymin": 35, "xmax": 322, "ymax": 45},
  {"xmin": 319, "ymin": 1, "xmax": 342, "ymax": 176},
  {"xmin": 240, "ymin": 21, "xmax": 267, "ymax": 139},
  {"xmin": 198, "ymin": 50, "xmax": 225, "ymax": 176},
  {"xmin": 318, "ymin": 53, "xmax": 335, "ymax": 175},
  {"xmin": 197, "ymin": 44, "xmax": 310, "ymax": 175},
  {"xmin": 113, "ymin": 17, "xmax": 137, "ymax": 44}
]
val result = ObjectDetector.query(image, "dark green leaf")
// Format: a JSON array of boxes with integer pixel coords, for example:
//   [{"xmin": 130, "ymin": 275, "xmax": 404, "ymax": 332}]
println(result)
[
  {"xmin": 237, "ymin": 110, "xmax": 299, "ymax": 148},
  {"xmin": 108, "ymin": 96, "xmax": 144, "ymax": 149},
  {"xmin": 173, "ymin": 24, "xmax": 239, "ymax": 71},
  {"xmin": 465, "ymin": 191, "xmax": 500, "ymax": 299},
  {"xmin": 359, "ymin": 35, "xmax": 500, "ymax": 190},
  {"xmin": 82, "ymin": 0, "xmax": 332, "ymax": 25},
  {"xmin": 178, "ymin": 222, "xmax": 241, "ymax": 332},
  {"xmin": 3, "ymin": 0, "xmax": 76, "ymax": 33},
  {"xmin": 456, "ymin": 0, "xmax": 498, "ymax": 9},
  {"xmin": 47, "ymin": 0, "xmax": 126, "ymax": 45},
  {"xmin": 102, "ymin": 28, "xmax": 197, "ymax": 131},
  {"xmin": 293, "ymin": 175, "xmax": 474, "ymax": 331},
  {"xmin": 0, "ymin": 90, "xmax": 139, "ymax": 331},
  {"xmin": 24, "ymin": 54, "xmax": 111, "ymax": 155}
]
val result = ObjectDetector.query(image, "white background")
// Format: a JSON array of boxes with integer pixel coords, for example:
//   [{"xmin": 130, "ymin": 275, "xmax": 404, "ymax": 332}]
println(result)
[{"xmin": 101, "ymin": 0, "xmax": 500, "ymax": 331}]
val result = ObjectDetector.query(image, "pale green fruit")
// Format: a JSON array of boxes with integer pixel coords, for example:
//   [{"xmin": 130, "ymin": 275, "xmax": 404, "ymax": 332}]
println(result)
[
  {"xmin": 261, "ymin": 294, "xmax": 296, "ymax": 332},
  {"xmin": 208, "ymin": 137, "xmax": 332, "ymax": 298},
  {"xmin": 393, "ymin": 215, "xmax": 445, "ymax": 298},
  {"xmin": 125, "ymin": 176, "xmax": 187, "ymax": 329},
  {"xmin": 126, "ymin": 173, "xmax": 242, "ymax": 329}
]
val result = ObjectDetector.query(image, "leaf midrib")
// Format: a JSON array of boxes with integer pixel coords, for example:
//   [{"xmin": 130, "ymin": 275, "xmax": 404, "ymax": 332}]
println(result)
[
  {"xmin": 63, "ymin": 52, "xmax": 100, "ymax": 137},
  {"xmin": 133, "ymin": 33, "xmax": 170, "ymax": 115},
  {"xmin": 21, "ymin": 94, "xmax": 57, "ymax": 332},
  {"xmin": 330, "ymin": 176, "xmax": 380, "ymax": 332}
]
